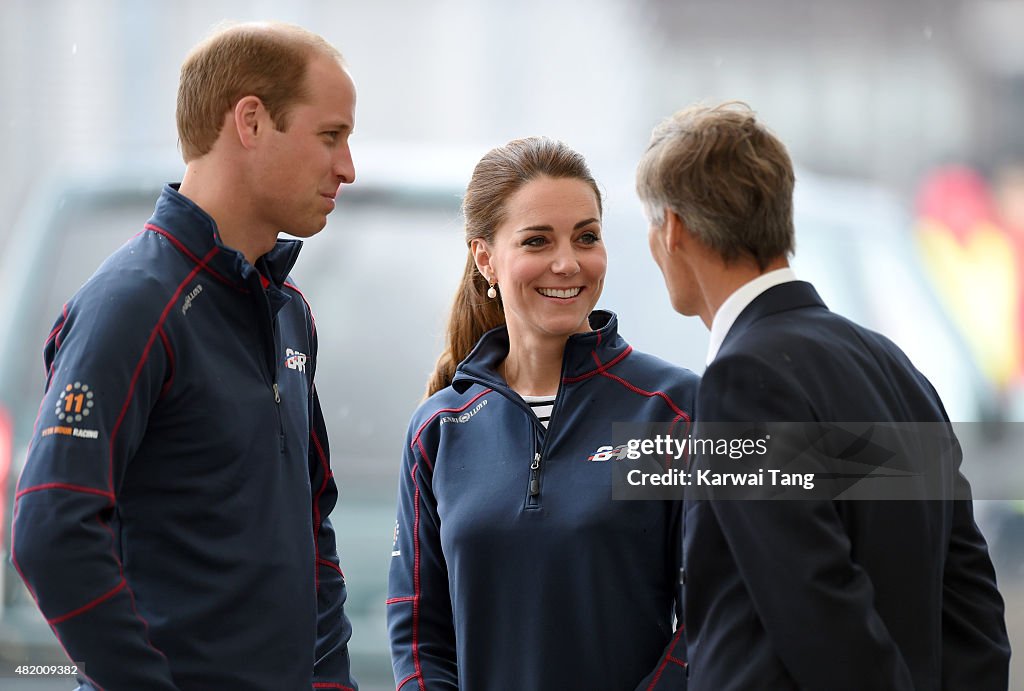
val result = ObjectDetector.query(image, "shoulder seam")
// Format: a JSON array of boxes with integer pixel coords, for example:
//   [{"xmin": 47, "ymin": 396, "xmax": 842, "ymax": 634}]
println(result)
[
  {"xmin": 144, "ymin": 223, "xmax": 245, "ymax": 292},
  {"xmin": 107, "ymin": 246, "xmax": 222, "ymax": 494},
  {"xmin": 410, "ymin": 389, "xmax": 494, "ymax": 473}
]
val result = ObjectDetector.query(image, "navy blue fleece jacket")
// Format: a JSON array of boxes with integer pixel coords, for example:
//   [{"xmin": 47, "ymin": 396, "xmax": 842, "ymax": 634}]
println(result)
[
  {"xmin": 388, "ymin": 312, "xmax": 697, "ymax": 690},
  {"xmin": 12, "ymin": 185, "xmax": 356, "ymax": 690}
]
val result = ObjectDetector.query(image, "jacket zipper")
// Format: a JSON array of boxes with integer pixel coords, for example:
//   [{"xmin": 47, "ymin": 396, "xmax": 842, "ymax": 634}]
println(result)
[
  {"xmin": 528, "ymin": 373, "xmax": 569, "ymax": 508},
  {"xmin": 269, "ymin": 309, "xmax": 284, "ymax": 453},
  {"xmin": 255, "ymin": 281, "xmax": 285, "ymax": 453},
  {"xmin": 459, "ymin": 358, "xmax": 572, "ymax": 509},
  {"xmin": 528, "ymin": 453, "xmax": 541, "ymax": 496},
  {"xmin": 526, "ymin": 452, "xmax": 542, "ymax": 507},
  {"xmin": 453, "ymin": 374, "xmax": 549, "ymax": 508}
]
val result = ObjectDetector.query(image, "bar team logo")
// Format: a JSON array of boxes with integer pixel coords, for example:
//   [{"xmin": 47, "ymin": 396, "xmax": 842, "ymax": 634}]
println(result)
[
  {"xmin": 285, "ymin": 348, "xmax": 308, "ymax": 373},
  {"xmin": 586, "ymin": 443, "xmax": 641, "ymax": 462}
]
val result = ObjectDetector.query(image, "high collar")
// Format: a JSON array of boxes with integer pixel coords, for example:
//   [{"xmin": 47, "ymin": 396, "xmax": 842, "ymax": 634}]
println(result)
[
  {"xmin": 147, "ymin": 184, "xmax": 303, "ymax": 289},
  {"xmin": 717, "ymin": 280, "xmax": 828, "ymax": 356},
  {"xmin": 452, "ymin": 310, "xmax": 632, "ymax": 394},
  {"xmin": 706, "ymin": 268, "xmax": 798, "ymax": 364}
]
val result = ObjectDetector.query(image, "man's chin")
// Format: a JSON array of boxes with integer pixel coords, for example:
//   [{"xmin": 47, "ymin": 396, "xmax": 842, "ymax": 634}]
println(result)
[{"xmin": 285, "ymin": 221, "xmax": 328, "ymax": 239}]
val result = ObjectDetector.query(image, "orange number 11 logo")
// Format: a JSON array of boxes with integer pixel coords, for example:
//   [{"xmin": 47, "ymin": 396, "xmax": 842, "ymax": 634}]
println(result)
[{"xmin": 64, "ymin": 394, "xmax": 85, "ymax": 413}]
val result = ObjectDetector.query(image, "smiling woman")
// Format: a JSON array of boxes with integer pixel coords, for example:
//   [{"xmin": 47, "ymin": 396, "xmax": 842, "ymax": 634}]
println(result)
[
  {"xmin": 471, "ymin": 175, "xmax": 607, "ymax": 394},
  {"xmin": 386, "ymin": 137, "xmax": 700, "ymax": 691}
]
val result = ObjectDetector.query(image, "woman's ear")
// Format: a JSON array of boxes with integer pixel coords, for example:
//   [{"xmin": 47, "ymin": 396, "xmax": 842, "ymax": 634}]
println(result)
[{"xmin": 471, "ymin": 238, "xmax": 495, "ymax": 283}]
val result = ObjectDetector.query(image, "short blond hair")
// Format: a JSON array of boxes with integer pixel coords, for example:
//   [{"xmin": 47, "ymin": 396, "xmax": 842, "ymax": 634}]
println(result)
[
  {"xmin": 176, "ymin": 22, "xmax": 343, "ymax": 162},
  {"xmin": 636, "ymin": 102, "xmax": 795, "ymax": 269}
]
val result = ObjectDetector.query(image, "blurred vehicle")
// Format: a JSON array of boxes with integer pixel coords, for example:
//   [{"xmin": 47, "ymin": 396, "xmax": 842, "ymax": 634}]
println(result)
[{"xmin": 0, "ymin": 151, "xmax": 1004, "ymax": 689}]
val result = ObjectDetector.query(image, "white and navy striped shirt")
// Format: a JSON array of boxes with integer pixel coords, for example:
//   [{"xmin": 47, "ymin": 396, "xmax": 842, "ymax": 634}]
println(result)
[{"xmin": 522, "ymin": 394, "xmax": 556, "ymax": 429}]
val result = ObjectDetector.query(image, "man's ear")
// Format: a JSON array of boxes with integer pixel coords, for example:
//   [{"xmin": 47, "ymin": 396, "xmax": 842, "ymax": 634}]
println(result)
[
  {"xmin": 664, "ymin": 208, "xmax": 688, "ymax": 253},
  {"xmin": 233, "ymin": 95, "xmax": 264, "ymax": 149},
  {"xmin": 470, "ymin": 238, "xmax": 494, "ymax": 283}
]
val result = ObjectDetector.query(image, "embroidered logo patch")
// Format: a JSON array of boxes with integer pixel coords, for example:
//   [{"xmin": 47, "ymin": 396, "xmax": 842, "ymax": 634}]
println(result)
[
  {"xmin": 439, "ymin": 399, "xmax": 488, "ymax": 425},
  {"xmin": 586, "ymin": 443, "xmax": 641, "ymax": 462},
  {"xmin": 43, "ymin": 381, "xmax": 100, "ymax": 441},
  {"xmin": 284, "ymin": 348, "xmax": 308, "ymax": 373},
  {"xmin": 55, "ymin": 381, "xmax": 95, "ymax": 423},
  {"xmin": 181, "ymin": 283, "xmax": 203, "ymax": 315}
]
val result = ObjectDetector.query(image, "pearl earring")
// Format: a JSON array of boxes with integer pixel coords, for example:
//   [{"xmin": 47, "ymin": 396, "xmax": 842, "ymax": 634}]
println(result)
[{"xmin": 487, "ymin": 282, "xmax": 498, "ymax": 299}]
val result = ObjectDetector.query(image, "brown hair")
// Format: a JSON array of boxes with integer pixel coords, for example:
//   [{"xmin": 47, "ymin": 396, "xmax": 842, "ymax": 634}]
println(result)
[
  {"xmin": 426, "ymin": 137, "xmax": 602, "ymax": 396},
  {"xmin": 176, "ymin": 22, "xmax": 343, "ymax": 162},
  {"xmin": 636, "ymin": 101, "xmax": 795, "ymax": 269}
]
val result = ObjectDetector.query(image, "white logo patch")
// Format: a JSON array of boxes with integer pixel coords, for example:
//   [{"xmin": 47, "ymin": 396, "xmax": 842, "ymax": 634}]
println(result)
[
  {"xmin": 285, "ymin": 348, "xmax": 308, "ymax": 373},
  {"xmin": 181, "ymin": 283, "xmax": 204, "ymax": 315},
  {"xmin": 586, "ymin": 444, "xmax": 642, "ymax": 462},
  {"xmin": 439, "ymin": 399, "xmax": 488, "ymax": 425}
]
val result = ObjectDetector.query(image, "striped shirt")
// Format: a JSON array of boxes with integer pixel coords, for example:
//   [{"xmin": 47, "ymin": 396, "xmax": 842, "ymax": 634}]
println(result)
[{"xmin": 522, "ymin": 394, "xmax": 556, "ymax": 429}]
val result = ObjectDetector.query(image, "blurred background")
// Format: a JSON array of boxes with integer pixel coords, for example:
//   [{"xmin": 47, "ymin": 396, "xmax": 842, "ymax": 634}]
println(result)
[{"xmin": 1, "ymin": 0, "xmax": 1023, "ymax": 688}]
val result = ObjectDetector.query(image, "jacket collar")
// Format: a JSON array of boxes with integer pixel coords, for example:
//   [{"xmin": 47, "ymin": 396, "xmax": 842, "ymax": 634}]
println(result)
[
  {"xmin": 452, "ymin": 310, "xmax": 632, "ymax": 394},
  {"xmin": 147, "ymin": 184, "xmax": 303, "ymax": 289},
  {"xmin": 719, "ymin": 280, "xmax": 827, "ymax": 353}
]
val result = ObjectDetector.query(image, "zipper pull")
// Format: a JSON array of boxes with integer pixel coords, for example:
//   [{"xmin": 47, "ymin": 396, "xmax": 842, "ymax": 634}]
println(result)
[
  {"xmin": 529, "ymin": 453, "xmax": 541, "ymax": 496},
  {"xmin": 273, "ymin": 382, "xmax": 281, "ymax": 404}
]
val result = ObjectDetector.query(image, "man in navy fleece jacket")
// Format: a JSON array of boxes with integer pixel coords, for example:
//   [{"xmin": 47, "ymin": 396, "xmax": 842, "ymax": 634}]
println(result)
[{"xmin": 12, "ymin": 22, "xmax": 359, "ymax": 690}]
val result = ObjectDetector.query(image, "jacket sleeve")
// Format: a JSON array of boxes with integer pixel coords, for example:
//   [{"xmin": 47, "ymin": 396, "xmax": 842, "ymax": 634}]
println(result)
[
  {"xmin": 940, "ymin": 471, "xmax": 1010, "ymax": 689},
  {"xmin": 11, "ymin": 294, "xmax": 179, "ymax": 690},
  {"xmin": 309, "ymin": 385, "xmax": 358, "ymax": 690},
  {"xmin": 387, "ymin": 419, "xmax": 458, "ymax": 690},
  {"xmin": 696, "ymin": 356, "xmax": 916, "ymax": 691},
  {"xmin": 633, "ymin": 499, "xmax": 688, "ymax": 691}
]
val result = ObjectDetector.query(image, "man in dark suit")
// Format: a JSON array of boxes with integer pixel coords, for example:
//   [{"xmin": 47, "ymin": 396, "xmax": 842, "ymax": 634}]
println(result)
[{"xmin": 635, "ymin": 102, "xmax": 1010, "ymax": 690}]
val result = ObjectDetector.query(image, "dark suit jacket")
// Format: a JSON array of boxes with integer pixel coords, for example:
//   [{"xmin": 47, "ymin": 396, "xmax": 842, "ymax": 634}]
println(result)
[{"xmin": 684, "ymin": 281, "xmax": 1009, "ymax": 690}]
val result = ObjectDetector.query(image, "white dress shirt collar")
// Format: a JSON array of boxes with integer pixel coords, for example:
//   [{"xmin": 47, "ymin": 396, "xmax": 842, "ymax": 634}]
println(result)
[{"xmin": 706, "ymin": 267, "xmax": 798, "ymax": 365}]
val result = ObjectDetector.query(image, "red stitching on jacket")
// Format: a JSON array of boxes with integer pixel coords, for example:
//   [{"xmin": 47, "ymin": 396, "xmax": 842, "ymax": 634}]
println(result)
[
  {"xmin": 415, "ymin": 437, "xmax": 433, "ymax": 473},
  {"xmin": 9, "ymin": 503, "xmax": 117, "ymax": 691},
  {"xmin": 311, "ymin": 426, "xmax": 331, "ymax": 592},
  {"xmin": 144, "ymin": 223, "xmax": 243, "ymax": 291},
  {"xmin": 312, "ymin": 683, "xmax": 355, "ymax": 690},
  {"xmin": 108, "ymin": 247, "xmax": 219, "ymax": 494},
  {"xmin": 9, "ymin": 501, "xmax": 38, "ymax": 602},
  {"xmin": 410, "ymin": 389, "xmax": 493, "ymax": 471},
  {"xmin": 386, "ymin": 596, "xmax": 416, "ymax": 604},
  {"xmin": 411, "ymin": 463, "xmax": 427, "ymax": 691},
  {"xmin": 46, "ymin": 304, "xmax": 68, "ymax": 347},
  {"xmin": 592, "ymin": 360, "xmax": 692, "ymax": 468},
  {"xmin": 284, "ymin": 281, "xmax": 317, "ymax": 339},
  {"xmin": 561, "ymin": 346, "xmax": 633, "ymax": 383},
  {"xmin": 646, "ymin": 625, "xmax": 685, "ymax": 690},
  {"xmin": 598, "ymin": 370, "xmax": 691, "ymax": 423},
  {"xmin": 55, "ymin": 303, "xmax": 69, "ymax": 350},
  {"xmin": 48, "ymin": 579, "xmax": 127, "ymax": 625},
  {"xmin": 397, "ymin": 673, "xmax": 420, "ymax": 690},
  {"xmin": 16, "ymin": 483, "xmax": 116, "ymax": 503},
  {"xmin": 317, "ymin": 557, "xmax": 344, "ymax": 577}
]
